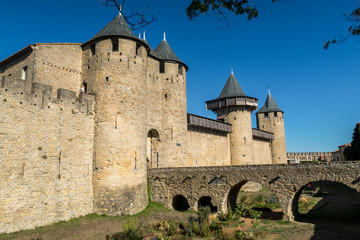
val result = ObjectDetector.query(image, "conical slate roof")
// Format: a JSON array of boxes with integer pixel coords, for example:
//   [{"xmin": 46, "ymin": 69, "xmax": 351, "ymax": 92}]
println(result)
[
  {"xmin": 217, "ymin": 73, "xmax": 246, "ymax": 99},
  {"xmin": 89, "ymin": 13, "xmax": 136, "ymax": 41},
  {"xmin": 155, "ymin": 39, "xmax": 183, "ymax": 63},
  {"xmin": 257, "ymin": 92, "xmax": 283, "ymax": 113}
]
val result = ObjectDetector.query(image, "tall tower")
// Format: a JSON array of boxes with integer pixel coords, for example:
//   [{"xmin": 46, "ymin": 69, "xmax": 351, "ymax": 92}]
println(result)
[
  {"xmin": 152, "ymin": 33, "xmax": 188, "ymax": 167},
  {"xmin": 256, "ymin": 91, "xmax": 287, "ymax": 164},
  {"xmin": 206, "ymin": 71, "xmax": 258, "ymax": 165},
  {"xmin": 82, "ymin": 12, "xmax": 150, "ymax": 215}
]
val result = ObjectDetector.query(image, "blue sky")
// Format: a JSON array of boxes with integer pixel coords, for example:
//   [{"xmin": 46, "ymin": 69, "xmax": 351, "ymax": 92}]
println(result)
[{"xmin": 0, "ymin": 0, "xmax": 359, "ymax": 152}]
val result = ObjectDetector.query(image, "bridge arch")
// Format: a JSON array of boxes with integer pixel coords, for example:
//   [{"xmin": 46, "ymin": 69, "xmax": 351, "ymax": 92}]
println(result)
[
  {"xmin": 290, "ymin": 180, "xmax": 360, "ymax": 221},
  {"xmin": 172, "ymin": 194, "xmax": 190, "ymax": 212}
]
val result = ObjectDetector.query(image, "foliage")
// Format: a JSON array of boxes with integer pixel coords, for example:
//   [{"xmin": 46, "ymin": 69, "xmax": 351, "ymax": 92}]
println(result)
[
  {"xmin": 197, "ymin": 206, "xmax": 211, "ymax": 225},
  {"xmin": 344, "ymin": 123, "xmax": 360, "ymax": 161},
  {"xmin": 186, "ymin": 0, "xmax": 269, "ymax": 26},
  {"xmin": 324, "ymin": 8, "xmax": 360, "ymax": 49},
  {"xmin": 106, "ymin": 218, "xmax": 142, "ymax": 240},
  {"xmin": 157, "ymin": 220, "xmax": 177, "ymax": 237}
]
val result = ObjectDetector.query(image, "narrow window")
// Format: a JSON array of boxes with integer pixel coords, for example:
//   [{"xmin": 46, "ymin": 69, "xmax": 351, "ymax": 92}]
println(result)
[
  {"xmin": 265, "ymin": 113, "xmax": 268, "ymax": 118},
  {"xmin": 112, "ymin": 38, "xmax": 118, "ymax": 52},
  {"xmin": 90, "ymin": 44, "xmax": 96, "ymax": 56},
  {"xmin": 159, "ymin": 62, "xmax": 165, "ymax": 73},
  {"xmin": 178, "ymin": 65, "xmax": 183, "ymax": 75},
  {"xmin": 274, "ymin": 112, "xmax": 278, "ymax": 117},
  {"xmin": 21, "ymin": 66, "xmax": 28, "ymax": 80}
]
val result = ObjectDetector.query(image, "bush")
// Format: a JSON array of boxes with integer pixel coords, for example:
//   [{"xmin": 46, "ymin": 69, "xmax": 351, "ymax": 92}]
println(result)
[
  {"xmin": 106, "ymin": 219, "xmax": 142, "ymax": 240},
  {"xmin": 157, "ymin": 220, "xmax": 177, "ymax": 237}
]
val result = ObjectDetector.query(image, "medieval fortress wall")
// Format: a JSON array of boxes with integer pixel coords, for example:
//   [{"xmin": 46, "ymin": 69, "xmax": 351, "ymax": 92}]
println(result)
[
  {"xmin": 0, "ymin": 13, "xmax": 287, "ymax": 233},
  {"xmin": 0, "ymin": 47, "xmax": 95, "ymax": 232}
]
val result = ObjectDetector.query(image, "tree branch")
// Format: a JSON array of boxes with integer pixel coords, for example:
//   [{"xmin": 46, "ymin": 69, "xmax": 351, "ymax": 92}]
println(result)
[{"xmin": 100, "ymin": 0, "xmax": 158, "ymax": 30}]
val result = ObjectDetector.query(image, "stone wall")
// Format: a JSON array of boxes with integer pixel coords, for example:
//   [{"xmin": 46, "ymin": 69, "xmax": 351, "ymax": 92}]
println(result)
[
  {"xmin": 287, "ymin": 152, "xmax": 333, "ymax": 162},
  {"xmin": 0, "ymin": 84, "xmax": 95, "ymax": 233},
  {"xmin": 186, "ymin": 126, "xmax": 231, "ymax": 167},
  {"xmin": 34, "ymin": 43, "xmax": 82, "ymax": 97},
  {"xmin": 85, "ymin": 38, "xmax": 149, "ymax": 216},
  {"xmin": 148, "ymin": 162, "xmax": 360, "ymax": 221},
  {"xmin": 252, "ymin": 138, "xmax": 272, "ymax": 164}
]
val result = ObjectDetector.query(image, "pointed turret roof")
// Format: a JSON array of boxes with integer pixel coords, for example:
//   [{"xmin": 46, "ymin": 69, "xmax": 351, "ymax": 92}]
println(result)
[
  {"xmin": 217, "ymin": 72, "xmax": 246, "ymax": 99},
  {"xmin": 88, "ymin": 12, "xmax": 137, "ymax": 42},
  {"xmin": 154, "ymin": 33, "xmax": 184, "ymax": 65},
  {"xmin": 257, "ymin": 92, "xmax": 283, "ymax": 113}
]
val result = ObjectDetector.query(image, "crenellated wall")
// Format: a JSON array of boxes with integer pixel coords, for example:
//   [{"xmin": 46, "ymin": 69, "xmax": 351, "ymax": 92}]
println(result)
[{"xmin": 0, "ymin": 82, "xmax": 95, "ymax": 233}]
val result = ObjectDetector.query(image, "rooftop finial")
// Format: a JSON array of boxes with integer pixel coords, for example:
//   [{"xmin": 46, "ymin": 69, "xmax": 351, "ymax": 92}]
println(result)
[
  {"xmin": 231, "ymin": 68, "xmax": 234, "ymax": 75},
  {"xmin": 138, "ymin": 33, "xmax": 141, "ymax": 39},
  {"xmin": 163, "ymin": 32, "xmax": 166, "ymax": 41},
  {"xmin": 268, "ymin": 85, "xmax": 271, "ymax": 95},
  {"xmin": 143, "ymin": 31, "xmax": 146, "ymax": 41},
  {"xmin": 119, "ymin": 4, "xmax": 122, "ymax": 15}
]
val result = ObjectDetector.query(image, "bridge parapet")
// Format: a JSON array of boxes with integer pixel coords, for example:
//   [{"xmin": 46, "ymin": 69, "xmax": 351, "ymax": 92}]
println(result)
[{"xmin": 148, "ymin": 161, "xmax": 360, "ymax": 221}]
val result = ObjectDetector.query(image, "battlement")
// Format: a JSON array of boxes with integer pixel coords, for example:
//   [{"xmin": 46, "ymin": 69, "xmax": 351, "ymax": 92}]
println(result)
[{"xmin": 0, "ymin": 79, "xmax": 94, "ymax": 115}]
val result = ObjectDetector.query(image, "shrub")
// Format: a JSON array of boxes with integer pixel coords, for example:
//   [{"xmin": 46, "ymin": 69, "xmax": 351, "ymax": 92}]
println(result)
[
  {"xmin": 198, "ymin": 206, "xmax": 211, "ymax": 224},
  {"xmin": 106, "ymin": 218, "xmax": 142, "ymax": 240},
  {"xmin": 158, "ymin": 220, "xmax": 177, "ymax": 237}
]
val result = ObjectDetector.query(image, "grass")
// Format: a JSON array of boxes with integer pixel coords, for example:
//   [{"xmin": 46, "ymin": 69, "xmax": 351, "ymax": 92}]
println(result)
[{"xmin": 0, "ymin": 201, "xmax": 171, "ymax": 240}]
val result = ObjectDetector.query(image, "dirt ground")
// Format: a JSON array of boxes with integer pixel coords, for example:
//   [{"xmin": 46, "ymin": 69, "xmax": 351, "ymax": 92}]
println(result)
[{"xmin": 1, "ymin": 182, "xmax": 360, "ymax": 240}]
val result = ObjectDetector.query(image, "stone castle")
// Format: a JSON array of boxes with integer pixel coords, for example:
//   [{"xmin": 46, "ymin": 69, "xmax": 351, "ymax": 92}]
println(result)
[{"xmin": 0, "ymin": 13, "xmax": 286, "ymax": 233}]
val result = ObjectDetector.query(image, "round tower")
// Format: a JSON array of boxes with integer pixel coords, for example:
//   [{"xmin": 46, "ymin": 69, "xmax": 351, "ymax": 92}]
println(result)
[
  {"xmin": 256, "ymin": 91, "xmax": 287, "ymax": 164},
  {"xmin": 151, "ymin": 33, "xmax": 188, "ymax": 168},
  {"xmin": 206, "ymin": 71, "xmax": 258, "ymax": 165},
  {"xmin": 81, "ymin": 12, "xmax": 151, "ymax": 215}
]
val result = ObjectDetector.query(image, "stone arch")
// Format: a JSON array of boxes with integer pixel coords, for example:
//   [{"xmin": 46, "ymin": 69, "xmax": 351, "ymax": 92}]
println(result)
[
  {"xmin": 198, "ymin": 196, "xmax": 218, "ymax": 212},
  {"xmin": 227, "ymin": 180, "xmax": 248, "ymax": 211},
  {"xmin": 290, "ymin": 180, "xmax": 360, "ymax": 221},
  {"xmin": 147, "ymin": 129, "xmax": 160, "ymax": 168},
  {"xmin": 172, "ymin": 195, "xmax": 190, "ymax": 212}
]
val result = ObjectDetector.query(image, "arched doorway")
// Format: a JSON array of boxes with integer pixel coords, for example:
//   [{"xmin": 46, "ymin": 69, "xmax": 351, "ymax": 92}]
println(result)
[{"xmin": 147, "ymin": 129, "xmax": 160, "ymax": 168}]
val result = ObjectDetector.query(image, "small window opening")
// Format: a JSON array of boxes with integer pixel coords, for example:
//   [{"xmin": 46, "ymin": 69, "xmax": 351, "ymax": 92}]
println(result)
[
  {"xmin": 90, "ymin": 44, "xmax": 96, "ymax": 56},
  {"xmin": 159, "ymin": 62, "xmax": 165, "ymax": 73},
  {"xmin": 112, "ymin": 38, "xmax": 118, "ymax": 52},
  {"xmin": 178, "ymin": 65, "xmax": 183, "ymax": 75},
  {"xmin": 105, "ymin": 77, "xmax": 109, "ymax": 82},
  {"xmin": 21, "ymin": 66, "xmax": 28, "ymax": 80},
  {"xmin": 265, "ymin": 113, "xmax": 268, "ymax": 118},
  {"xmin": 274, "ymin": 112, "xmax": 278, "ymax": 117},
  {"xmin": 81, "ymin": 81, "xmax": 87, "ymax": 93},
  {"xmin": 165, "ymin": 93, "xmax": 168, "ymax": 99}
]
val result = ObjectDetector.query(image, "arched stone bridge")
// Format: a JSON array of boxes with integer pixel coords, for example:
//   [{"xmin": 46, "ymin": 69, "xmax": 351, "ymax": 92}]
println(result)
[{"xmin": 148, "ymin": 161, "xmax": 360, "ymax": 220}]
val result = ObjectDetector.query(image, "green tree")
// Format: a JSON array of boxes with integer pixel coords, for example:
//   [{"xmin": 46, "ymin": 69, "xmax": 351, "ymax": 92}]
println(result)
[{"xmin": 344, "ymin": 123, "xmax": 360, "ymax": 161}]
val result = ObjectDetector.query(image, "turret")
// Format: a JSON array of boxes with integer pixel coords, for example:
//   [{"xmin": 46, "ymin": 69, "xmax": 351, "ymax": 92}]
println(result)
[
  {"xmin": 149, "ymin": 33, "xmax": 188, "ymax": 167},
  {"xmin": 256, "ymin": 91, "xmax": 287, "ymax": 164},
  {"xmin": 206, "ymin": 71, "xmax": 258, "ymax": 165},
  {"xmin": 82, "ymin": 12, "xmax": 150, "ymax": 215}
]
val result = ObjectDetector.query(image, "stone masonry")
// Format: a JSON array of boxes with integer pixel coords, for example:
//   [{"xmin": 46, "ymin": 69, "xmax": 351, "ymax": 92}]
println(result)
[
  {"xmin": 0, "ymin": 12, "xmax": 288, "ymax": 233},
  {"xmin": 148, "ymin": 161, "xmax": 360, "ymax": 221}
]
